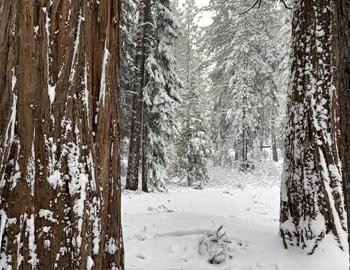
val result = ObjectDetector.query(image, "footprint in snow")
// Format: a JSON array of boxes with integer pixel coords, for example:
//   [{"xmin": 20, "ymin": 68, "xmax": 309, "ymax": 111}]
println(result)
[
  {"xmin": 133, "ymin": 233, "xmax": 148, "ymax": 241},
  {"xmin": 136, "ymin": 253, "xmax": 146, "ymax": 260},
  {"xmin": 147, "ymin": 205, "xmax": 175, "ymax": 213}
]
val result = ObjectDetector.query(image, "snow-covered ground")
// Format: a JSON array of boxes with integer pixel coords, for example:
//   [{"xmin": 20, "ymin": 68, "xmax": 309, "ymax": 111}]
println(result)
[{"xmin": 122, "ymin": 162, "xmax": 348, "ymax": 270}]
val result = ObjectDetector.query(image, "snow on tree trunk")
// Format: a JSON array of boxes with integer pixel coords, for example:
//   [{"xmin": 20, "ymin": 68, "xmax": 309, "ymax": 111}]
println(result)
[
  {"xmin": 0, "ymin": 1, "xmax": 124, "ymax": 268},
  {"xmin": 334, "ymin": 0, "xmax": 350, "ymax": 266},
  {"xmin": 280, "ymin": 0, "xmax": 346, "ymax": 254}
]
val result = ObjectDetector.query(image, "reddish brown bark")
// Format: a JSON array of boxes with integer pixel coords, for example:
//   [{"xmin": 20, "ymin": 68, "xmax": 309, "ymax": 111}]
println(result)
[
  {"xmin": 334, "ymin": 0, "xmax": 350, "ymax": 268},
  {"xmin": 279, "ymin": 0, "xmax": 346, "ymax": 254},
  {"xmin": 0, "ymin": 1, "xmax": 123, "ymax": 269}
]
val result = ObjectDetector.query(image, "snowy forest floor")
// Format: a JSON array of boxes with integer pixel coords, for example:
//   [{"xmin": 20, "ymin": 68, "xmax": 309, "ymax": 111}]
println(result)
[{"xmin": 122, "ymin": 162, "xmax": 348, "ymax": 270}]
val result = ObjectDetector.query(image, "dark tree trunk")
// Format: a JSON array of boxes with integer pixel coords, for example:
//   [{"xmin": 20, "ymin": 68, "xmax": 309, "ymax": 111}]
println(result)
[
  {"xmin": 126, "ymin": 0, "xmax": 152, "ymax": 191},
  {"xmin": 242, "ymin": 96, "xmax": 248, "ymax": 162},
  {"xmin": 0, "ymin": 0, "xmax": 123, "ymax": 269},
  {"xmin": 235, "ymin": 148, "xmax": 239, "ymax": 161},
  {"xmin": 271, "ymin": 130, "xmax": 278, "ymax": 162},
  {"xmin": 279, "ymin": 0, "xmax": 346, "ymax": 254},
  {"xmin": 142, "ymin": 105, "xmax": 148, "ymax": 192},
  {"xmin": 334, "ymin": 0, "xmax": 350, "ymax": 267}
]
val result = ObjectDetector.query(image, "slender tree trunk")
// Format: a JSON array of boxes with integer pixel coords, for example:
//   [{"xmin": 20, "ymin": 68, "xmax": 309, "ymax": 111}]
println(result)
[
  {"xmin": 0, "ymin": 1, "xmax": 123, "ymax": 269},
  {"xmin": 334, "ymin": 0, "xmax": 350, "ymax": 267},
  {"xmin": 235, "ymin": 147, "xmax": 239, "ymax": 161},
  {"xmin": 142, "ymin": 105, "xmax": 148, "ymax": 192},
  {"xmin": 260, "ymin": 128, "xmax": 264, "ymax": 151},
  {"xmin": 126, "ymin": 0, "xmax": 152, "ymax": 190},
  {"xmin": 242, "ymin": 128, "xmax": 247, "ymax": 162},
  {"xmin": 271, "ymin": 118, "xmax": 278, "ymax": 162},
  {"xmin": 271, "ymin": 132, "xmax": 278, "ymax": 162},
  {"xmin": 280, "ymin": 0, "xmax": 346, "ymax": 254},
  {"xmin": 241, "ymin": 95, "xmax": 248, "ymax": 167}
]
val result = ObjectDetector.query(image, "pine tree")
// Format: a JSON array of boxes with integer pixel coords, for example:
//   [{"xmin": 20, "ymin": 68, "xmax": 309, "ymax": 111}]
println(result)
[
  {"xmin": 172, "ymin": 0, "xmax": 213, "ymax": 187},
  {"xmin": 280, "ymin": 0, "xmax": 346, "ymax": 254},
  {"xmin": 205, "ymin": 0, "xmax": 281, "ymax": 168},
  {"xmin": 120, "ymin": 0, "xmax": 137, "ymax": 140},
  {"xmin": 120, "ymin": 0, "xmax": 138, "ymax": 177},
  {"xmin": 143, "ymin": 0, "xmax": 181, "ymax": 190},
  {"xmin": 271, "ymin": 5, "xmax": 292, "ymax": 162},
  {"xmin": 175, "ymin": 85, "xmax": 213, "ymax": 187},
  {"xmin": 0, "ymin": 1, "xmax": 124, "ymax": 268},
  {"xmin": 126, "ymin": 0, "xmax": 152, "ymax": 191}
]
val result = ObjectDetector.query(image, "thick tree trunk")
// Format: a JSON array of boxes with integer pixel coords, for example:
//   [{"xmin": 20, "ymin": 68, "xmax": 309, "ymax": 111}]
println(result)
[
  {"xmin": 126, "ymin": 0, "xmax": 152, "ymax": 191},
  {"xmin": 334, "ymin": 0, "xmax": 350, "ymax": 267},
  {"xmin": 0, "ymin": 1, "xmax": 123, "ymax": 269},
  {"xmin": 279, "ymin": 0, "xmax": 346, "ymax": 254}
]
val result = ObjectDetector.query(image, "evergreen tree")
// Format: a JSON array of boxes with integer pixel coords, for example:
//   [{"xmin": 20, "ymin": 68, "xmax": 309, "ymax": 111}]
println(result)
[
  {"xmin": 271, "ymin": 4, "xmax": 292, "ymax": 162},
  {"xmin": 126, "ymin": 0, "xmax": 181, "ymax": 191},
  {"xmin": 205, "ymin": 0, "xmax": 282, "ymax": 168},
  {"xmin": 175, "ymin": 83, "xmax": 213, "ymax": 187},
  {"xmin": 126, "ymin": 0, "xmax": 152, "ymax": 191},
  {"xmin": 172, "ymin": 0, "xmax": 213, "ymax": 187},
  {"xmin": 120, "ymin": 0, "xmax": 138, "ymax": 176},
  {"xmin": 143, "ymin": 0, "xmax": 181, "ymax": 190},
  {"xmin": 120, "ymin": 0, "xmax": 137, "ymax": 140}
]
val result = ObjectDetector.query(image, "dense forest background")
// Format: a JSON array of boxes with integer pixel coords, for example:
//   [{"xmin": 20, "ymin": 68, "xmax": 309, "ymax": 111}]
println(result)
[{"xmin": 120, "ymin": 0, "xmax": 292, "ymax": 190}]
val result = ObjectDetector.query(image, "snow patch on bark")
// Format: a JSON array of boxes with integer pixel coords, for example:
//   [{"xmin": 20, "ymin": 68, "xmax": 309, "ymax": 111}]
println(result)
[
  {"xmin": 75, "ymin": 173, "xmax": 88, "ymax": 249},
  {"xmin": 69, "ymin": 12, "xmax": 83, "ymax": 83},
  {"xmin": 48, "ymin": 170, "xmax": 63, "ymax": 189},
  {"xmin": 26, "ymin": 214, "xmax": 38, "ymax": 268},
  {"xmin": 26, "ymin": 136, "xmax": 36, "ymax": 195},
  {"xmin": 318, "ymin": 149, "xmax": 347, "ymax": 247},
  {"xmin": 87, "ymin": 256, "xmax": 94, "ymax": 270},
  {"xmin": 105, "ymin": 237, "xmax": 119, "ymax": 254},
  {"xmin": 90, "ymin": 198, "xmax": 101, "ymax": 255},
  {"xmin": 99, "ymin": 41, "xmax": 110, "ymax": 106},
  {"xmin": 83, "ymin": 64, "xmax": 91, "ymax": 127},
  {"xmin": 39, "ymin": 209, "xmax": 58, "ymax": 224},
  {"xmin": 2, "ymin": 68, "xmax": 17, "ymax": 158},
  {"xmin": 43, "ymin": 6, "xmax": 56, "ymax": 104},
  {"xmin": 0, "ymin": 211, "xmax": 7, "ymax": 251}
]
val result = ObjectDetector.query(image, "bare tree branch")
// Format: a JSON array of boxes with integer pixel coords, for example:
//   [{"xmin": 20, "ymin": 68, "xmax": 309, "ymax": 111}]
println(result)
[
  {"xmin": 279, "ymin": 0, "xmax": 292, "ymax": 9},
  {"xmin": 239, "ymin": 0, "xmax": 262, "ymax": 15},
  {"xmin": 240, "ymin": 0, "xmax": 292, "ymax": 15}
]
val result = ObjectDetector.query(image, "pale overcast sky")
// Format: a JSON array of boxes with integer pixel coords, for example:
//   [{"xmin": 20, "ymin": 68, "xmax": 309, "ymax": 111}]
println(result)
[{"xmin": 178, "ymin": 0, "xmax": 213, "ymax": 27}]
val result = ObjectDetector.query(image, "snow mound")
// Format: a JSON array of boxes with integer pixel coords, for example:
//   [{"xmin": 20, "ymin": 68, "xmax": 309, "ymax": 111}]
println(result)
[{"xmin": 199, "ymin": 225, "xmax": 233, "ymax": 264}]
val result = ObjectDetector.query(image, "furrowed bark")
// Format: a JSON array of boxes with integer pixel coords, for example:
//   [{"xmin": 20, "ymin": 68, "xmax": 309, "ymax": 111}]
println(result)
[
  {"xmin": 334, "ymin": 0, "xmax": 350, "ymax": 268},
  {"xmin": 0, "ymin": 1, "xmax": 124, "ymax": 268},
  {"xmin": 279, "ymin": 0, "xmax": 346, "ymax": 254}
]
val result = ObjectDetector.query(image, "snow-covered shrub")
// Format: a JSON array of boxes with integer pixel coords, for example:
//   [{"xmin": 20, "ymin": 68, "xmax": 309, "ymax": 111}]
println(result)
[{"xmin": 198, "ymin": 225, "xmax": 232, "ymax": 264}]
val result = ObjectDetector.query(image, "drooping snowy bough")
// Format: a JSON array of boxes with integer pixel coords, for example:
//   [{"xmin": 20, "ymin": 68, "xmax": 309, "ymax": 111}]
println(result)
[
  {"xmin": 280, "ymin": 0, "xmax": 346, "ymax": 254},
  {"xmin": 0, "ymin": 1, "xmax": 123, "ymax": 269}
]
